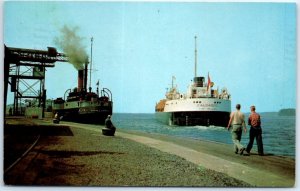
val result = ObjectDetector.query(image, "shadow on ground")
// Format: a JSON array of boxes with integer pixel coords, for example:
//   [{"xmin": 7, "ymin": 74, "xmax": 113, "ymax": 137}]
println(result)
[
  {"xmin": 38, "ymin": 150, "xmax": 125, "ymax": 158},
  {"xmin": 4, "ymin": 124, "xmax": 74, "ymax": 136}
]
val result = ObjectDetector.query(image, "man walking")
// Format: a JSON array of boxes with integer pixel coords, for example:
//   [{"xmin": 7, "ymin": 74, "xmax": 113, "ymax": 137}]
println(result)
[
  {"xmin": 246, "ymin": 106, "xmax": 264, "ymax": 156},
  {"xmin": 227, "ymin": 104, "xmax": 247, "ymax": 155}
]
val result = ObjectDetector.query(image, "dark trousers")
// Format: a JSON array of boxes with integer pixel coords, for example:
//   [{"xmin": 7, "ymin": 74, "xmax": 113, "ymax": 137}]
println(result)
[{"xmin": 246, "ymin": 126, "xmax": 264, "ymax": 155}]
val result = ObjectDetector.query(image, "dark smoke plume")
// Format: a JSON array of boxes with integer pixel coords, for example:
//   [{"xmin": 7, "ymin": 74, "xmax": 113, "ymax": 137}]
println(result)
[{"xmin": 54, "ymin": 25, "xmax": 88, "ymax": 70}]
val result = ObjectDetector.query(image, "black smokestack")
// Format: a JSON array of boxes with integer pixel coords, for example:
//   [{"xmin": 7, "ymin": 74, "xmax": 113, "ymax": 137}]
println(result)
[
  {"xmin": 54, "ymin": 25, "xmax": 88, "ymax": 70},
  {"xmin": 78, "ymin": 70, "xmax": 84, "ymax": 91}
]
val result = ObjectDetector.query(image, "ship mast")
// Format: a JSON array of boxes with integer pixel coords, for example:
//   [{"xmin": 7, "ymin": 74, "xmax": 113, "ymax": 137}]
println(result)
[
  {"xmin": 89, "ymin": 37, "xmax": 93, "ymax": 92},
  {"xmin": 194, "ymin": 36, "xmax": 197, "ymax": 78},
  {"xmin": 172, "ymin": 76, "xmax": 174, "ymax": 89}
]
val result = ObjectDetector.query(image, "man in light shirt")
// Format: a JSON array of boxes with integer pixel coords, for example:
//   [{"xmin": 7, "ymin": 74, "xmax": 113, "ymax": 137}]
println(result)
[{"xmin": 227, "ymin": 104, "xmax": 247, "ymax": 155}]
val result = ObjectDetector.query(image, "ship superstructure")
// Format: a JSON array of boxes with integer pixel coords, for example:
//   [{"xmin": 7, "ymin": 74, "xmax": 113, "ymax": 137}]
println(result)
[{"xmin": 52, "ymin": 63, "xmax": 113, "ymax": 124}]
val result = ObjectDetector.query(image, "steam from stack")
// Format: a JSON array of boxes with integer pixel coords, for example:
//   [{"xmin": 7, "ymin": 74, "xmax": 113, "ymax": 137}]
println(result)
[{"xmin": 54, "ymin": 25, "xmax": 88, "ymax": 70}]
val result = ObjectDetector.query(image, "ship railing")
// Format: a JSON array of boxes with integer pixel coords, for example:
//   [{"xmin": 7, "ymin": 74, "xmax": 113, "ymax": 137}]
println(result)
[
  {"xmin": 101, "ymin": 88, "xmax": 113, "ymax": 102},
  {"xmin": 64, "ymin": 89, "xmax": 71, "ymax": 101},
  {"xmin": 218, "ymin": 93, "xmax": 230, "ymax": 100}
]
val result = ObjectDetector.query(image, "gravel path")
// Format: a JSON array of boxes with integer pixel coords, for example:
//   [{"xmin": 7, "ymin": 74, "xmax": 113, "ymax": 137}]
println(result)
[
  {"xmin": 4, "ymin": 119, "xmax": 250, "ymax": 186},
  {"xmin": 63, "ymin": 121, "xmax": 295, "ymax": 187}
]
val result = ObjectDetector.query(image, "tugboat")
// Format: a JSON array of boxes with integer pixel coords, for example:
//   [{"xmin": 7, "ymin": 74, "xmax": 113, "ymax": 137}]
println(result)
[
  {"xmin": 155, "ymin": 36, "xmax": 231, "ymax": 127},
  {"xmin": 52, "ymin": 39, "xmax": 113, "ymax": 124}
]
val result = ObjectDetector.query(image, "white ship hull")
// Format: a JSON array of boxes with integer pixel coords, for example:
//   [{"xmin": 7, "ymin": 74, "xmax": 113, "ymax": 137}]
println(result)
[
  {"xmin": 164, "ymin": 98, "xmax": 230, "ymax": 112},
  {"xmin": 156, "ymin": 98, "xmax": 231, "ymax": 127}
]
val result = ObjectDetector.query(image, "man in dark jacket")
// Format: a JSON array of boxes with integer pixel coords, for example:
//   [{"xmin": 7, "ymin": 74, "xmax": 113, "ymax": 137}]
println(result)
[
  {"xmin": 246, "ymin": 106, "xmax": 264, "ymax": 156},
  {"xmin": 105, "ymin": 115, "xmax": 115, "ymax": 130}
]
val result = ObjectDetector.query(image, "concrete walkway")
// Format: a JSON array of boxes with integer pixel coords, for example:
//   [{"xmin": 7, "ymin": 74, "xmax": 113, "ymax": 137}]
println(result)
[
  {"xmin": 66, "ymin": 122, "xmax": 295, "ymax": 187},
  {"xmin": 118, "ymin": 132, "xmax": 293, "ymax": 187}
]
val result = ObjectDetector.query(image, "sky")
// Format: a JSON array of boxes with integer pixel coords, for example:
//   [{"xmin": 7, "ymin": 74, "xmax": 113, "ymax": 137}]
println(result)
[{"xmin": 3, "ymin": 1, "xmax": 297, "ymax": 113}]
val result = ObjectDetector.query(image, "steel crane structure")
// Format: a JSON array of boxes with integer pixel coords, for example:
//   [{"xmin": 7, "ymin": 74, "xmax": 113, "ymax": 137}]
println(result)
[{"xmin": 4, "ymin": 45, "xmax": 68, "ymax": 117}]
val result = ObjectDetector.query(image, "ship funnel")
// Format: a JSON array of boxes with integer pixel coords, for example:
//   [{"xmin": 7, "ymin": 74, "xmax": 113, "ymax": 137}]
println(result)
[
  {"xmin": 78, "ymin": 70, "xmax": 84, "ymax": 91},
  {"xmin": 78, "ymin": 63, "xmax": 88, "ymax": 92},
  {"xmin": 194, "ymin": 77, "xmax": 205, "ymax": 87}
]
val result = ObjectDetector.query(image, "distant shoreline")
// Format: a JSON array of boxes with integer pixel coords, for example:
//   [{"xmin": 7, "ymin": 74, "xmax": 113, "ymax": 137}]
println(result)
[{"xmin": 278, "ymin": 108, "xmax": 296, "ymax": 116}]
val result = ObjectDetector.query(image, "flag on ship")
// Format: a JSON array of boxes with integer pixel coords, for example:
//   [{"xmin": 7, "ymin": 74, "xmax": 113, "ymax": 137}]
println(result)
[{"xmin": 207, "ymin": 72, "xmax": 211, "ymax": 91}]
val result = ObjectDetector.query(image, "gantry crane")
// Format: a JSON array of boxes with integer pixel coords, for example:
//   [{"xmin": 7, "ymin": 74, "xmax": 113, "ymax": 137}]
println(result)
[{"xmin": 4, "ymin": 45, "xmax": 68, "ymax": 117}]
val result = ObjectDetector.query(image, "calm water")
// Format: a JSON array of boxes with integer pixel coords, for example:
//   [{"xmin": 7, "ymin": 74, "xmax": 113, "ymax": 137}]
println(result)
[{"xmin": 111, "ymin": 113, "xmax": 295, "ymax": 157}]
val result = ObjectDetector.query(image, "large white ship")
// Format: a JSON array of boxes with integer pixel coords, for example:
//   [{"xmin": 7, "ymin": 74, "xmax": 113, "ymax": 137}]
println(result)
[{"xmin": 155, "ymin": 36, "xmax": 231, "ymax": 127}]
